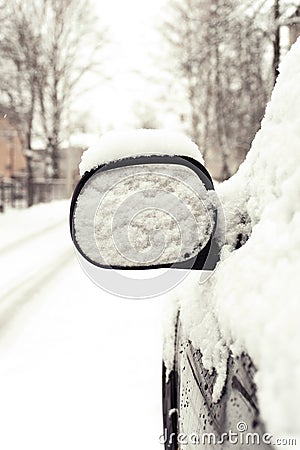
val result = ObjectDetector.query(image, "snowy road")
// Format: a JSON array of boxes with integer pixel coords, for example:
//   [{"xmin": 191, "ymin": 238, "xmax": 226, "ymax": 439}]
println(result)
[{"xmin": 0, "ymin": 201, "xmax": 163, "ymax": 450}]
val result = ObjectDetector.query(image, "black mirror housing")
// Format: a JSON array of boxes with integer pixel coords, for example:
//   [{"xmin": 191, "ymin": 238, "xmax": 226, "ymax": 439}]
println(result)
[{"xmin": 70, "ymin": 154, "xmax": 220, "ymax": 271}]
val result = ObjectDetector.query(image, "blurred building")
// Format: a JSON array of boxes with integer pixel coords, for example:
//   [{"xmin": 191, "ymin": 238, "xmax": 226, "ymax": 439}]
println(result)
[
  {"xmin": 30, "ymin": 144, "xmax": 85, "ymax": 197},
  {"xmin": 0, "ymin": 123, "xmax": 92, "ymax": 183},
  {"xmin": 59, "ymin": 133, "xmax": 99, "ymax": 196},
  {"xmin": 288, "ymin": 6, "xmax": 300, "ymax": 47},
  {"xmin": 0, "ymin": 113, "xmax": 95, "ymax": 208},
  {"xmin": 0, "ymin": 115, "xmax": 26, "ymax": 178}
]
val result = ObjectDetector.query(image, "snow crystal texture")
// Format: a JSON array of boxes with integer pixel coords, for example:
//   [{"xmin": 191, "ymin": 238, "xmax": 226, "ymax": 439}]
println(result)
[{"xmin": 74, "ymin": 164, "xmax": 215, "ymax": 267}]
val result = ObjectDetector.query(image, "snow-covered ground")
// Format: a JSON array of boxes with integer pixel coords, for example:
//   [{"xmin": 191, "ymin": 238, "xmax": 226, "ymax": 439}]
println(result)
[{"xmin": 0, "ymin": 201, "xmax": 163, "ymax": 450}]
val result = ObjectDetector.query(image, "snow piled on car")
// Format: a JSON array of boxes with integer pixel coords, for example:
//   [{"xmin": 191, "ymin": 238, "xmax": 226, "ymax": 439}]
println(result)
[
  {"xmin": 79, "ymin": 129, "xmax": 204, "ymax": 175},
  {"xmin": 167, "ymin": 38, "xmax": 300, "ymax": 438},
  {"xmin": 74, "ymin": 163, "xmax": 215, "ymax": 267}
]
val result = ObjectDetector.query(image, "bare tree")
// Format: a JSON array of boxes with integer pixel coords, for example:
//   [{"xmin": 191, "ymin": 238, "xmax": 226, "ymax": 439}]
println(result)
[
  {"xmin": 162, "ymin": 0, "xmax": 271, "ymax": 180},
  {"xmin": 0, "ymin": 0, "xmax": 107, "ymax": 197},
  {"xmin": 35, "ymin": 0, "xmax": 107, "ymax": 178},
  {"xmin": 0, "ymin": 1, "xmax": 42, "ymax": 204}
]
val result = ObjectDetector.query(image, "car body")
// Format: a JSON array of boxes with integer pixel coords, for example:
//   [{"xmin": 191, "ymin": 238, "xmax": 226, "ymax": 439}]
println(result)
[
  {"xmin": 161, "ymin": 41, "xmax": 300, "ymax": 450},
  {"xmin": 162, "ymin": 314, "xmax": 273, "ymax": 449}
]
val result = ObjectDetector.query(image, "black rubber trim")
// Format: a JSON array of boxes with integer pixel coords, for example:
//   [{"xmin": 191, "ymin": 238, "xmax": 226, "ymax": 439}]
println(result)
[
  {"xmin": 162, "ymin": 364, "xmax": 179, "ymax": 450},
  {"xmin": 162, "ymin": 311, "xmax": 180, "ymax": 450}
]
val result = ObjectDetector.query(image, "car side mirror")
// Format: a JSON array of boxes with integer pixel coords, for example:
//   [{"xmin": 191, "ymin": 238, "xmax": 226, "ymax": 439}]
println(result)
[
  {"xmin": 70, "ymin": 154, "xmax": 219, "ymax": 271},
  {"xmin": 69, "ymin": 131, "xmax": 222, "ymax": 298}
]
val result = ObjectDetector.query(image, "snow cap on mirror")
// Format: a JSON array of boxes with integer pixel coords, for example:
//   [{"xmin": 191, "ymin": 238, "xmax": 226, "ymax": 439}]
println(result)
[{"xmin": 79, "ymin": 129, "xmax": 204, "ymax": 176}]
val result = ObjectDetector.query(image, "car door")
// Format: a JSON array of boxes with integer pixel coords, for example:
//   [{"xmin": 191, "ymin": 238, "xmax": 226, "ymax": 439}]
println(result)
[{"xmin": 163, "ymin": 317, "xmax": 273, "ymax": 449}]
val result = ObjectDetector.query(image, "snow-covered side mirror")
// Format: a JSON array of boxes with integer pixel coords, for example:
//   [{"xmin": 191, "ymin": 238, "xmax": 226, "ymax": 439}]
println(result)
[{"xmin": 70, "ymin": 154, "xmax": 219, "ymax": 271}]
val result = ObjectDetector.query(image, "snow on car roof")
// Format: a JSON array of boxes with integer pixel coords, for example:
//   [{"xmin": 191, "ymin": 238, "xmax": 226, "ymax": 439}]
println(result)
[{"xmin": 79, "ymin": 129, "xmax": 204, "ymax": 176}]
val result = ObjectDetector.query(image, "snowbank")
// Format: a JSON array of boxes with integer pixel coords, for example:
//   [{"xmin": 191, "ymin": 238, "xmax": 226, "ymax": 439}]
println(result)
[
  {"xmin": 0, "ymin": 200, "xmax": 68, "ymax": 251},
  {"xmin": 171, "ymin": 38, "xmax": 300, "ymax": 438},
  {"xmin": 79, "ymin": 129, "xmax": 204, "ymax": 175}
]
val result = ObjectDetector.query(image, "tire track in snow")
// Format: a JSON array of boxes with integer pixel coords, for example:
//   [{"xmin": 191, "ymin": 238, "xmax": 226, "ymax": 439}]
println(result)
[
  {"xmin": 0, "ymin": 217, "xmax": 67, "ymax": 256},
  {"xmin": 0, "ymin": 245, "xmax": 75, "ymax": 329},
  {"xmin": 0, "ymin": 215, "xmax": 75, "ymax": 329}
]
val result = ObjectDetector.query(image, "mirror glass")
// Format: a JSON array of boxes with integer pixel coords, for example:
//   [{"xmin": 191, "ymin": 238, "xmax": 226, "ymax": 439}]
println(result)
[{"xmin": 72, "ymin": 162, "xmax": 216, "ymax": 268}]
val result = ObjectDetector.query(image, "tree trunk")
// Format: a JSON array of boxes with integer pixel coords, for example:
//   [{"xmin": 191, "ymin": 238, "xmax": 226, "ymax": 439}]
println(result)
[
  {"xmin": 273, "ymin": 0, "xmax": 280, "ymax": 84},
  {"xmin": 26, "ymin": 158, "xmax": 34, "ymax": 207}
]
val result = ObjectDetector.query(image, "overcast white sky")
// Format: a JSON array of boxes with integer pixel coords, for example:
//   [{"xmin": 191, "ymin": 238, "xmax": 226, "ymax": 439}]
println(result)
[
  {"xmin": 73, "ymin": 0, "xmax": 297, "ymax": 136},
  {"xmin": 73, "ymin": 0, "xmax": 169, "ymax": 134}
]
